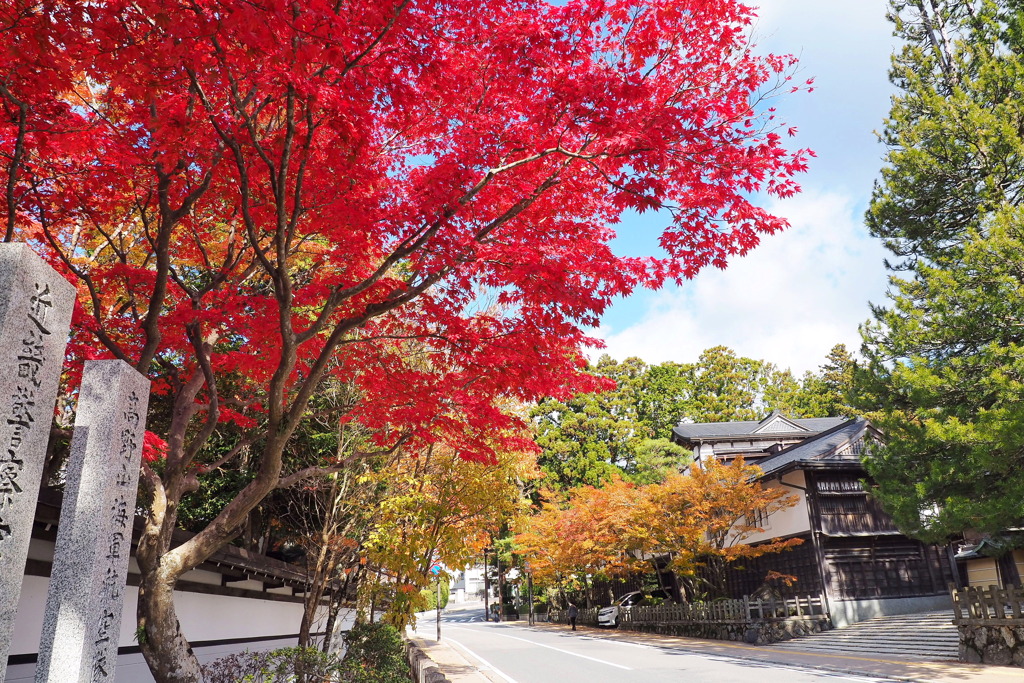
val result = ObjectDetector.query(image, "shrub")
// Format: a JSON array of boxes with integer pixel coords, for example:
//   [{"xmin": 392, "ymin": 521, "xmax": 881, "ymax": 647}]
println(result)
[
  {"xmin": 417, "ymin": 580, "xmax": 449, "ymax": 612},
  {"xmin": 201, "ymin": 626, "xmax": 410, "ymax": 682},
  {"xmin": 201, "ymin": 646, "xmax": 343, "ymax": 682},
  {"xmin": 338, "ymin": 623, "xmax": 409, "ymax": 683}
]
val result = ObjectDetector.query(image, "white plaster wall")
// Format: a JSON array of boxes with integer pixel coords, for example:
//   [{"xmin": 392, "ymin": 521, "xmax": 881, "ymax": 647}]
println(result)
[
  {"xmin": 734, "ymin": 471, "xmax": 812, "ymax": 545},
  {"xmin": 180, "ymin": 567, "xmax": 223, "ymax": 586},
  {"xmin": 222, "ymin": 578, "xmax": 264, "ymax": 591},
  {"xmin": 10, "ymin": 574, "xmax": 49, "ymax": 656},
  {"xmin": 5, "ymin": 637, "xmax": 304, "ymax": 683},
  {"xmin": 10, "ymin": 574, "xmax": 310, "ymax": 656},
  {"xmin": 8, "ymin": 571, "xmax": 343, "ymax": 683},
  {"xmin": 26, "ymin": 538, "xmax": 55, "ymax": 562},
  {"xmin": 451, "ymin": 565, "xmax": 485, "ymax": 600}
]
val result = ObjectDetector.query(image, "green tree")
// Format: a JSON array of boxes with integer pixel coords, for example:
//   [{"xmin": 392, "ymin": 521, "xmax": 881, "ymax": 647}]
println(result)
[
  {"xmin": 531, "ymin": 356, "xmax": 663, "ymax": 491},
  {"xmin": 684, "ymin": 346, "xmax": 769, "ymax": 422},
  {"xmin": 796, "ymin": 344, "xmax": 856, "ymax": 418},
  {"xmin": 635, "ymin": 361, "xmax": 691, "ymax": 436},
  {"xmin": 533, "ymin": 348, "xmax": 845, "ymax": 491},
  {"xmin": 858, "ymin": 0, "xmax": 1024, "ymax": 541},
  {"xmin": 681, "ymin": 346, "xmax": 837, "ymax": 421}
]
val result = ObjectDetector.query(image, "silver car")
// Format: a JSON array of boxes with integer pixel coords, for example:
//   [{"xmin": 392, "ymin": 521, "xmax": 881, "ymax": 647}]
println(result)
[{"xmin": 597, "ymin": 589, "xmax": 671, "ymax": 627}]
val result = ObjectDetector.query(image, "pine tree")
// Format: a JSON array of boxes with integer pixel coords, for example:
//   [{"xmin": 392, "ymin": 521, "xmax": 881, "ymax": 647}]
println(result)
[{"xmin": 858, "ymin": 0, "xmax": 1024, "ymax": 541}]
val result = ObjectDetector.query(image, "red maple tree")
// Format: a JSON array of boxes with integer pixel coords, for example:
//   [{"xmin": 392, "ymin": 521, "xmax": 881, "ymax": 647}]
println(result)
[{"xmin": 1, "ymin": 1, "xmax": 810, "ymax": 679}]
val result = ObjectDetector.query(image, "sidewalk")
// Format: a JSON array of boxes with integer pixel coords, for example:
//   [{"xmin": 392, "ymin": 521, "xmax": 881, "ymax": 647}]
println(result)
[
  {"xmin": 407, "ymin": 636, "xmax": 493, "ymax": 683},
  {"xmin": 407, "ymin": 601, "xmax": 494, "ymax": 683},
  {"xmin": 527, "ymin": 621, "xmax": 1024, "ymax": 683}
]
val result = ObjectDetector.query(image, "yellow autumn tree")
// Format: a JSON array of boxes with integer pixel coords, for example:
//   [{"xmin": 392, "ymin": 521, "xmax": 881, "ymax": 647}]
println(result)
[{"xmin": 363, "ymin": 439, "xmax": 537, "ymax": 628}]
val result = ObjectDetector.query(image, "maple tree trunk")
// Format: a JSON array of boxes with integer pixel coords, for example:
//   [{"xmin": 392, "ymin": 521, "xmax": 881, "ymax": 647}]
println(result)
[
  {"xmin": 134, "ymin": 420, "xmax": 288, "ymax": 683},
  {"xmin": 298, "ymin": 550, "xmax": 330, "ymax": 649},
  {"xmin": 136, "ymin": 552, "xmax": 203, "ymax": 683},
  {"xmin": 321, "ymin": 583, "xmax": 347, "ymax": 654}
]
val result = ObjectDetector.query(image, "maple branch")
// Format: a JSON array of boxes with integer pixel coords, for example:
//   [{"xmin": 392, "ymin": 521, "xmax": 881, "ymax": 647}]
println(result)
[
  {"xmin": 275, "ymin": 435, "xmax": 412, "ymax": 490},
  {"xmin": 199, "ymin": 436, "xmax": 254, "ymax": 474},
  {"xmin": 138, "ymin": 460, "xmax": 167, "ymax": 528},
  {"xmin": 296, "ymin": 146, "xmax": 565, "ymax": 345},
  {"xmin": 286, "ymin": 161, "xmax": 569, "ymax": 437},
  {"xmin": 287, "ymin": 107, "xmax": 318, "ymax": 252},
  {"xmin": 181, "ymin": 325, "xmax": 221, "ymax": 465},
  {"xmin": 28, "ymin": 183, "xmax": 135, "ymax": 362},
  {"xmin": 0, "ymin": 82, "xmax": 27, "ymax": 242},
  {"xmin": 163, "ymin": 363, "xmax": 212, "ymax": 490},
  {"xmin": 342, "ymin": 0, "xmax": 412, "ymax": 75},
  {"xmin": 137, "ymin": 153, "xmax": 219, "ymax": 373},
  {"xmin": 185, "ymin": 67, "xmax": 279, "ymax": 280}
]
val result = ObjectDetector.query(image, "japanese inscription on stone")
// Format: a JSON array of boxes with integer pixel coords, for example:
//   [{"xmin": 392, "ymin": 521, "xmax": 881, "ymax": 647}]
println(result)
[
  {"xmin": 0, "ymin": 245, "xmax": 75, "ymax": 682},
  {"xmin": 36, "ymin": 361, "xmax": 150, "ymax": 683}
]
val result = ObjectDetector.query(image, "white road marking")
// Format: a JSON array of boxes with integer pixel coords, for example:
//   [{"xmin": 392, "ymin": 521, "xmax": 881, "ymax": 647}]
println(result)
[
  {"xmin": 574, "ymin": 635, "xmax": 655, "ymax": 650},
  {"xmin": 449, "ymin": 626, "xmax": 633, "ymax": 670},
  {"xmin": 445, "ymin": 636, "xmax": 519, "ymax": 683}
]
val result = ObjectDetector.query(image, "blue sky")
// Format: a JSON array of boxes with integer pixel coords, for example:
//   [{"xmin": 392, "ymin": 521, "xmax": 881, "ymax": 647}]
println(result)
[{"xmin": 594, "ymin": 1, "xmax": 899, "ymax": 376}]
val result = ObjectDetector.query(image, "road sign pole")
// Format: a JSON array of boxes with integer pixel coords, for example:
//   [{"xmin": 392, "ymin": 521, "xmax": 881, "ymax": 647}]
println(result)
[{"xmin": 436, "ymin": 579, "xmax": 442, "ymax": 641}]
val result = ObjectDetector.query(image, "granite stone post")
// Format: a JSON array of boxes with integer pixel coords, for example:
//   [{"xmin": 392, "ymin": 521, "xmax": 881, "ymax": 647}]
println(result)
[
  {"xmin": 0, "ymin": 244, "xmax": 75, "ymax": 682},
  {"xmin": 36, "ymin": 360, "xmax": 150, "ymax": 683}
]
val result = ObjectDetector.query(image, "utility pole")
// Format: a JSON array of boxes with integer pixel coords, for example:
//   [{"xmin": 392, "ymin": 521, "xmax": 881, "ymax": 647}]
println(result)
[
  {"xmin": 496, "ymin": 549, "xmax": 504, "ymax": 622},
  {"xmin": 527, "ymin": 571, "xmax": 534, "ymax": 626}
]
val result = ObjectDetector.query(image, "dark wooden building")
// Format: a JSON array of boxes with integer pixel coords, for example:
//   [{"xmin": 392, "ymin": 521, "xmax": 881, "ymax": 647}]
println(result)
[{"xmin": 673, "ymin": 413, "xmax": 955, "ymax": 627}]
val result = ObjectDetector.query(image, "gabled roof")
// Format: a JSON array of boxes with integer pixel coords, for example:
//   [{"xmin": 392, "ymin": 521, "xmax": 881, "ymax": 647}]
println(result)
[
  {"xmin": 672, "ymin": 413, "xmax": 848, "ymax": 443},
  {"xmin": 753, "ymin": 417, "xmax": 876, "ymax": 478},
  {"xmin": 754, "ymin": 411, "xmax": 806, "ymax": 434}
]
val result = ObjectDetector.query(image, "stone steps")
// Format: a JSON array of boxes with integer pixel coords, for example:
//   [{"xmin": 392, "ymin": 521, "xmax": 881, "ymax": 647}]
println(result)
[{"xmin": 769, "ymin": 610, "xmax": 958, "ymax": 661}]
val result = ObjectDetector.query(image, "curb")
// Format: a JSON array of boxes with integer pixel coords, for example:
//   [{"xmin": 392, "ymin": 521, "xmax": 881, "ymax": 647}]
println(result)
[{"xmin": 405, "ymin": 637, "xmax": 452, "ymax": 683}]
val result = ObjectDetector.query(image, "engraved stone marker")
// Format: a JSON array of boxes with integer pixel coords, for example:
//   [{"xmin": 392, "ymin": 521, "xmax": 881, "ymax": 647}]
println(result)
[
  {"xmin": 36, "ymin": 360, "xmax": 150, "ymax": 683},
  {"xmin": 0, "ymin": 244, "xmax": 76, "ymax": 681}
]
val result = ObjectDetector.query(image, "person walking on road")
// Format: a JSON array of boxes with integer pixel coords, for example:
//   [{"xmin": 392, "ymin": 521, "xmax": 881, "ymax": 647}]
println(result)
[{"xmin": 567, "ymin": 603, "xmax": 578, "ymax": 631}]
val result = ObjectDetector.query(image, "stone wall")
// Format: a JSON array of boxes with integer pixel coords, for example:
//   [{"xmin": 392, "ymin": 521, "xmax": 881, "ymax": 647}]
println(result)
[
  {"xmin": 622, "ymin": 615, "xmax": 830, "ymax": 645},
  {"xmin": 549, "ymin": 610, "xmax": 830, "ymax": 645},
  {"xmin": 958, "ymin": 622, "xmax": 1024, "ymax": 667}
]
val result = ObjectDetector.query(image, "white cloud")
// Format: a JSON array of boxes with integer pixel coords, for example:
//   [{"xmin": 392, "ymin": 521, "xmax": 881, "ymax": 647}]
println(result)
[{"xmin": 595, "ymin": 191, "xmax": 889, "ymax": 375}]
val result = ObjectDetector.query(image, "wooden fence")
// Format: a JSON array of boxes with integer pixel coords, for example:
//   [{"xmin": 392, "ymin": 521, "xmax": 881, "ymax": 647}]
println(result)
[
  {"xmin": 951, "ymin": 584, "xmax": 1024, "ymax": 623},
  {"xmin": 552, "ymin": 593, "xmax": 827, "ymax": 627},
  {"xmin": 622, "ymin": 594, "xmax": 827, "ymax": 625}
]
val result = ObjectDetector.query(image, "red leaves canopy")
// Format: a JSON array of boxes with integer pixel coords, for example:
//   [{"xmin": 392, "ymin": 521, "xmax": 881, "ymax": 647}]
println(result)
[{"xmin": 1, "ymin": 0, "xmax": 810, "ymax": 462}]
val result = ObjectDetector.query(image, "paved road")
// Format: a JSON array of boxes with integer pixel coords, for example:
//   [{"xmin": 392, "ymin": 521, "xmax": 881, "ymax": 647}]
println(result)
[{"xmin": 411, "ymin": 604, "xmax": 895, "ymax": 683}]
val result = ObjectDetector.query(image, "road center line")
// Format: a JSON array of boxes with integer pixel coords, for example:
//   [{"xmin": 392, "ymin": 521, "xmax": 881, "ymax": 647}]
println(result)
[
  {"xmin": 445, "ymin": 636, "xmax": 519, "ymax": 683},
  {"xmin": 449, "ymin": 627, "xmax": 633, "ymax": 670}
]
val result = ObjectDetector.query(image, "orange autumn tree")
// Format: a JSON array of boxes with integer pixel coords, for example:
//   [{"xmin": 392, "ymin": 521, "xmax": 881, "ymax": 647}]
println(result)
[
  {"xmin": 518, "ymin": 458, "xmax": 801, "ymax": 600},
  {"xmin": 517, "ymin": 477, "xmax": 644, "ymax": 603},
  {"xmin": 642, "ymin": 458, "xmax": 802, "ymax": 598}
]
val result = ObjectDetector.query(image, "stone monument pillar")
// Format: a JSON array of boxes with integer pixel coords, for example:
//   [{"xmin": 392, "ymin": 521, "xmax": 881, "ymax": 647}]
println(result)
[
  {"xmin": 0, "ymin": 244, "xmax": 75, "ymax": 681},
  {"xmin": 36, "ymin": 360, "xmax": 150, "ymax": 683}
]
